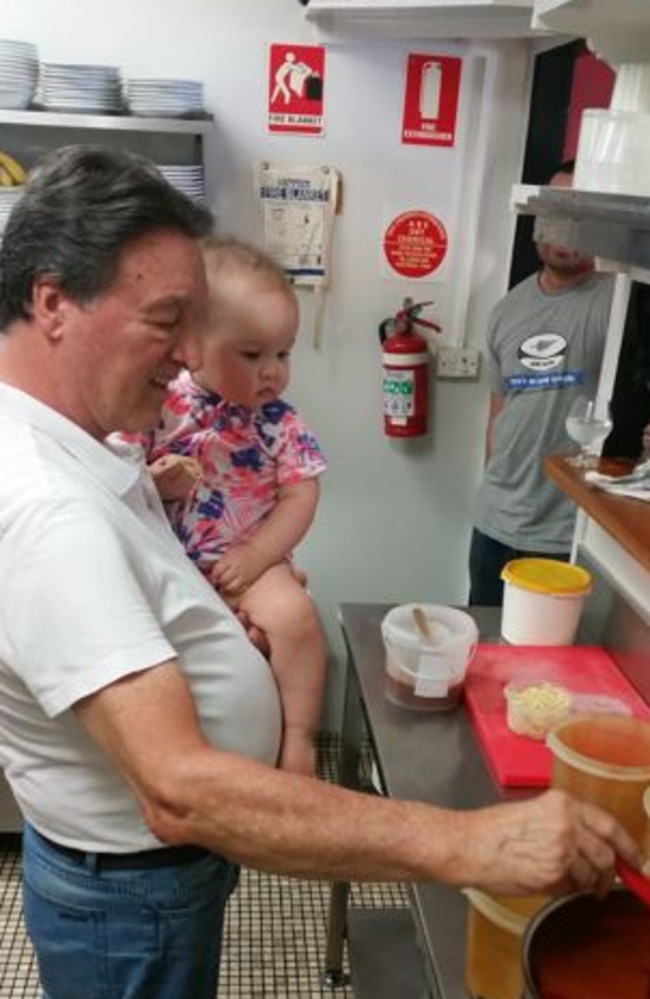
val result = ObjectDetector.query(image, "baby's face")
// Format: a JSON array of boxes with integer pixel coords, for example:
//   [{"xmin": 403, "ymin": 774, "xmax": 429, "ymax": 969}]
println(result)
[{"xmin": 194, "ymin": 285, "xmax": 298, "ymax": 409}]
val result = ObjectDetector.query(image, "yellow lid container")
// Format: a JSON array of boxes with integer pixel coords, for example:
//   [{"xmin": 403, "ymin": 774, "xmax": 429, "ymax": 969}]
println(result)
[
  {"xmin": 500, "ymin": 558, "xmax": 592, "ymax": 596},
  {"xmin": 500, "ymin": 559, "xmax": 592, "ymax": 645}
]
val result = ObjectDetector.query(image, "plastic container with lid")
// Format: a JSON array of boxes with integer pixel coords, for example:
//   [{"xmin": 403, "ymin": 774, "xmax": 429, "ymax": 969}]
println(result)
[
  {"xmin": 500, "ymin": 558, "xmax": 592, "ymax": 646},
  {"xmin": 381, "ymin": 603, "xmax": 478, "ymax": 711}
]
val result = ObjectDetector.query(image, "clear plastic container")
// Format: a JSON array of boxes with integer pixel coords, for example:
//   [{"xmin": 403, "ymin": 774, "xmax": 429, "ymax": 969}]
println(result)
[
  {"xmin": 575, "ymin": 107, "xmax": 650, "ymax": 197},
  {"xmin": 504, "ymin": 680, "xmax": 572, "ymax": 740},
  {"xmin": 465, "ymin": 889, "xmax": 549, "ymax": 999},
  {"xmin": 548, "ymin": 714, "xmax": 650, "ymax": 850},
  {"xmin": 381, "ymin": 603, "xmax": 478, "ymax": 712},
  {"xmin": 504, "ymin": 678, "xmax": 631, "ymax": 741}
]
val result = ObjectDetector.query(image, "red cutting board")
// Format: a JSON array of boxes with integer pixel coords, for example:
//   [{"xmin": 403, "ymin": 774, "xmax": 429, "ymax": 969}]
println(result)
[{"xmin": 464, "ymin": 644, "xmax": 650, "ymax": 788}]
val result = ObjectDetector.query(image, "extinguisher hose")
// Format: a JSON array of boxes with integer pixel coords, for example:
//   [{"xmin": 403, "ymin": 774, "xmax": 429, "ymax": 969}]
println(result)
[{"xmin": 378, "ymin": 317, "xmax": 394, "ymax": 345}]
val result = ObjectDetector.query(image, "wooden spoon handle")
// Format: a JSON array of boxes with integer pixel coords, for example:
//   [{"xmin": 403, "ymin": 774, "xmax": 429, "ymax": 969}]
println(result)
[{"xmin": 412, "ymin": 606, "xmax": 432, "ymax": 642}]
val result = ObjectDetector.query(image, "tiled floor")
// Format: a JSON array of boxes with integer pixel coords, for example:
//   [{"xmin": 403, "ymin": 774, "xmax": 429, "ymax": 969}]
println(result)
[{"xmin": 0, "ymin": 735, "xmax": 407, "ymax": 998}]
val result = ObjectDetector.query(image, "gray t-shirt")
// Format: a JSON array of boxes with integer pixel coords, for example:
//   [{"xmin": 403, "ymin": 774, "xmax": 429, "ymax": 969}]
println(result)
[{"xmin": 473, "ymin": 271, "xmax": 614, "ymax": 551}]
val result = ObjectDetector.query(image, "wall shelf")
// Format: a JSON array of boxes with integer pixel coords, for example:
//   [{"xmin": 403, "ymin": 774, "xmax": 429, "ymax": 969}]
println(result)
[
  {"xmin": 533, "ymin": 0, "xmax": 650, "ymax": 62},
  {"xmin": 0, "ymin": 108, "xmax": 213, "ymax": 134},
  {"xmin": 515, "ymin": 186, "xmax": 650, "ymax": 276},
  {"xmin": 303, "ymin": 0, "xmax": 552, "ymax": 41},
  {"xmin": 534, "ymin": 0, "xmax": 650, "ymax": 34}
]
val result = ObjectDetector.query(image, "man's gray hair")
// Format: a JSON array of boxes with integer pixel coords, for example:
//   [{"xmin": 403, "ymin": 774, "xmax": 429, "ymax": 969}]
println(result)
[{"xmin": 0, "ymin": 144, "xmax": 214, "ymax": 329}]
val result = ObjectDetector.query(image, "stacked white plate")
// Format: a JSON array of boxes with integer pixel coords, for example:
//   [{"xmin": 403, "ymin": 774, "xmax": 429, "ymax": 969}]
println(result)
[
  {"xmin": 157, "ymin": 164, "xmax": 205, "ymax": 202},
  {"xmin": 36, "ymin": 63, "xmax": 123, "ymax": 114},
  {"xmin": 0, "ymin": 39, "xmax": 38, "ymax": 110},
  {"xmin": 125, "ymin": 78, "xmax": 205, "ymax": 118},
  {"xmin": 0, "ymin": 187, "xmax": 24, "ymax": 236}
]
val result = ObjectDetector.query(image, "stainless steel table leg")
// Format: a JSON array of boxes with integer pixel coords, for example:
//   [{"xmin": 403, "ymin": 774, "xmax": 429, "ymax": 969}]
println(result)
[
  {"xmin": 321, "ymin": 880, "xmax": 352, "ymax": 988},
  {"xmin": 322, "ymin": 645, "xmax": 365, "ymax": 989}
]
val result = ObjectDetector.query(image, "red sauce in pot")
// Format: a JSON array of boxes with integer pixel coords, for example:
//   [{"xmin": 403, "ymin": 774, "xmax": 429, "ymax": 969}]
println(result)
[{"xmin": 536, "ymin": 906, "xmax": 650, "ymax": 999}]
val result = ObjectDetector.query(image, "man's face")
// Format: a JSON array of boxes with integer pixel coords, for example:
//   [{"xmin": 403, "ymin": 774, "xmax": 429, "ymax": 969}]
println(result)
[
  {"xmin": 57, "ymin": 229, "xmax": 208, "ymax": 437},
  {"xmin": 534, "ymin": 169, "xmax": 594, "ymax": 277}
]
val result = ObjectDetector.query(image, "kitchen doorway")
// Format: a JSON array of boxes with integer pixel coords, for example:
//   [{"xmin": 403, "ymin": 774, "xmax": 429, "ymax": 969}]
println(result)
[
  {"xmin": 509, "ymin": 39, "xmax": 615, "ymax": 288},
  {"xmin": 510, "ymin": 43, "xmax": 650, "ymax": 460}
]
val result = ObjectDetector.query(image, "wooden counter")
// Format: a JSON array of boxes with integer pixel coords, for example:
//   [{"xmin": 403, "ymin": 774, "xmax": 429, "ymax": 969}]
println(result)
[{"xmin": 545, "ymin": 455, "xmax": 650, "ymax": 573}]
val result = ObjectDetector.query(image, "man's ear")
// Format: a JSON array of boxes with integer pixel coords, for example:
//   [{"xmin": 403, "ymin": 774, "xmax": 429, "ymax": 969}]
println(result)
[{"xmin": 31, "ymin": 276, "xmax": 70, "ymax": 342}]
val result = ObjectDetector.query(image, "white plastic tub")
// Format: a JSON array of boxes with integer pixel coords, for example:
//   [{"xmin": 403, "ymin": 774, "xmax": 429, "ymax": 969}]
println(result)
[
  {"xmin": 500, "ymin": 559, "xmax": 592, "ymax": 646},
  {"xmin": 381, "ymin": 603, "xmax": 478, "ymax": 711}
]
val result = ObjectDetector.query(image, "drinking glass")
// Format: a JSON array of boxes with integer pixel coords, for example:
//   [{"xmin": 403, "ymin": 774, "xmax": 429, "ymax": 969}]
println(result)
[{"xmin": 565, "ymin": 395, "xmax": 613, "ymax": 468}]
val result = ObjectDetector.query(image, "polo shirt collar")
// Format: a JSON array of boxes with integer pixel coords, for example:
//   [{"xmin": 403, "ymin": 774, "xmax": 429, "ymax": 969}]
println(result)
[{"xmin": 0, "ymin": 383, "xmax": 141, "ymax": 497}]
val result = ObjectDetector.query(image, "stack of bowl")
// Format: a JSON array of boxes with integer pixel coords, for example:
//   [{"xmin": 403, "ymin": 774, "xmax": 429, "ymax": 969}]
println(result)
[{"xmin": 0, "ymin": 39, "xmax": 38, "ymax": 110}]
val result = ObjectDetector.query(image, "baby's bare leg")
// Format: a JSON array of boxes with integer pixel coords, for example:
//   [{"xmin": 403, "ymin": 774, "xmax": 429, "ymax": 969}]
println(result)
[{"xmin": 239, "ymin": 564, "xmax": 327, "ymax": 777}]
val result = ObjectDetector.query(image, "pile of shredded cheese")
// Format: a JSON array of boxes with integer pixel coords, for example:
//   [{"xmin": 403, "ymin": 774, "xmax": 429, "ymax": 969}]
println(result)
[{"xmin": 505, "ymin": 681, "xmax": 572, "ymax": 740}]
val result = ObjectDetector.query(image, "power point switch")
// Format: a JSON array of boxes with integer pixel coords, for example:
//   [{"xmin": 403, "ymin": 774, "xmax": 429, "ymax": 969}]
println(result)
[{"xmin": 436, "ymin": 346, "xmax": 481, "ymax": 381}]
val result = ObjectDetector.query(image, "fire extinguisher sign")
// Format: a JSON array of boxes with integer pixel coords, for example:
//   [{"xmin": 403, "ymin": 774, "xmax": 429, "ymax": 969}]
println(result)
[{"xmin": 401, "ymin": 53, "xmax": 462, "ymax": 147}]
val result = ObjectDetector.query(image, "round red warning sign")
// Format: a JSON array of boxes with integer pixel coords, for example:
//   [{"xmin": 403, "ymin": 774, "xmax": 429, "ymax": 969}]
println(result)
[{"xmin": 383, "ymin": 210, "xmax": 448, "ymax": 278}]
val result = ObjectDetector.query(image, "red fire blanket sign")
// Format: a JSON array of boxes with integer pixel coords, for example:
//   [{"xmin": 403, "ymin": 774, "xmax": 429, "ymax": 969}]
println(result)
[
  {"xmin": 401, "ymin": 53, "xmax": 462, "ymax": 147},
  {"xmin": 268, "ymin": 43, "xmax": 325, "ymax": 136},
  {"xmin": 383, "ymin": 210, "xmax": 448, "ymax": 279}
]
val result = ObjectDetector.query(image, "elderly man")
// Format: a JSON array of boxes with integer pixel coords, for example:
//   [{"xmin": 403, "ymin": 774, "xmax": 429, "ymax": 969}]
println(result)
[{"xmin": 0, "ymin": 146, "xmax": 636, "ymax": 999}]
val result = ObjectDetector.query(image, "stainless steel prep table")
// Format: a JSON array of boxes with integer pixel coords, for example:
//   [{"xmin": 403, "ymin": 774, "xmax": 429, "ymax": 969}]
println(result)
[{"xmin": 323, "ymin": 603, "xmax": 523, "ymax": 999}]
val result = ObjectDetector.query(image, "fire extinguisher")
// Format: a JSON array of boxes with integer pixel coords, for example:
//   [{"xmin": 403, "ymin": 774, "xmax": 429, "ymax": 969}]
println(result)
[{"xmin": 379, "ymin": 298, "xmax": 441, "ymax": 438}]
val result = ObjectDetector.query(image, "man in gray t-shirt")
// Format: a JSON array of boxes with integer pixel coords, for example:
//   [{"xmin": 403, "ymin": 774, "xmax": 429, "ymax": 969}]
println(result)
[{"xmin": 469, "ymin": 162, "xmax": 614, "ymax": 606}]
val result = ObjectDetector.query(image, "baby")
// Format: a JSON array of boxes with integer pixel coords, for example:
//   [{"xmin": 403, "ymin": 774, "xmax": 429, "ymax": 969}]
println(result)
[{"xmin": 146, "ymin": 235, "xmax": 327, "ymax": 777}]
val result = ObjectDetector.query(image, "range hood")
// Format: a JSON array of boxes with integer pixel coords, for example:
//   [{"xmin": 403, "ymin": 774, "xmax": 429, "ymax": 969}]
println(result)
[{"xmin": 303, "ymin": 0, "xmax": 554, "ymax": 41}]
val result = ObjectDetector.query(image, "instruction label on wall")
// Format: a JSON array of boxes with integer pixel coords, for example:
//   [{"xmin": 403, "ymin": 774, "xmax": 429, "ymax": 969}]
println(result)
[
  {"xmin": 401, "ymin": 53, "xmax": 462, "ymax": 147},
  {"xmin": 268, "ymin": 43, "xmax": 325, "ymax": 136},
  {"xmin": 383, "ymin": 210, "xmax": 448, "ymax": 279},
  {"xmin": 255, "ymin": 163, "xmax": 338, "ymax": 283},
  {"xmin": 254, "ymin": 163, "xmax": 340, "ymax": 349}
]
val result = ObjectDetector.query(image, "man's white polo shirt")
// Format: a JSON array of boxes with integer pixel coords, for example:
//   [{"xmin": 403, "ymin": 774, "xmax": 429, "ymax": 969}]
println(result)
[{"xmin": 0, "ymin": 384, "xmax": 281, "ymax": 851}]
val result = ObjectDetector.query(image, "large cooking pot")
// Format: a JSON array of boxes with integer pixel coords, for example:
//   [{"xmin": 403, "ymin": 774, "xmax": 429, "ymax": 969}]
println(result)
[{"xmin": 522, "ymin": 887, "xmax": 650, "ymax": 998}]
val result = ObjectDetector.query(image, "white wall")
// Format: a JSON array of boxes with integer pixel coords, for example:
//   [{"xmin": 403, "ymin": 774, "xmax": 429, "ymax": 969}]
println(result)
[{"xmin": 0, "ymin": 2, "xmax": 534, "ymax": 725}]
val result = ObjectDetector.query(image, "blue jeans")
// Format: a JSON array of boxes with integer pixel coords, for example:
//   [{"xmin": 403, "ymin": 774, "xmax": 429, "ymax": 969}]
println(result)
[
  {"xmin": 468, "ymin": 528, "xmax": 569, "ymax": 607},
  {"xmin": 22, "ymin": 824, "xmax": 238, "ymax": 999}
]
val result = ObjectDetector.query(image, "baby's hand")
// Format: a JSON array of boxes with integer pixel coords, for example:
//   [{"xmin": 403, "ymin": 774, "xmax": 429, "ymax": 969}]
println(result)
[
  {"xmin": 210, "ymin": 542, "xmax": 269, "ymax": 596},
  {"xmin": 149, "ymin": 455, "xmax": 201, "ymax": 501}
]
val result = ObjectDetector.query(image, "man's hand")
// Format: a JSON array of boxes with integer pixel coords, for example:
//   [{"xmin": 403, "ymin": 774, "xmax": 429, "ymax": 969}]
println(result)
[
  {"xmin": 459, "ymin": 789, "xmax": 641, "ymax": 897},
  {"xmin": 218, "ymin": 563, "xmax": 309, "ymax": 659}
]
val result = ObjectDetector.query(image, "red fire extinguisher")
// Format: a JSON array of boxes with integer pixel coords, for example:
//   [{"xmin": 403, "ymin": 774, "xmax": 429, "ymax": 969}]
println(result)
[{"xmin": 379, "ymin": 298, "xmax": 441, "ymax": 438}]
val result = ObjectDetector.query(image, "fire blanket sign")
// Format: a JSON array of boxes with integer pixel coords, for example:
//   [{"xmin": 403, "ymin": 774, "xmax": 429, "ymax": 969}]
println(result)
[
  {"xmin": 401, "ymin": 53, "xmax": 462, "ymax": 147},
  {"xmin": 268, "ymin": 43, "xmax": 326, "ymax": 136},
  {"xmin": 383, "ymin": 210, "xmax": 448, "ymax": 279}
]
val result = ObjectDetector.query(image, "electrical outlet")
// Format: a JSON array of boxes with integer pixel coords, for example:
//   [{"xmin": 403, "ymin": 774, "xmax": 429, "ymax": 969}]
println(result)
[{"xmin": 436, "ymin": 346, "xmax": 482, "ymax": 381}]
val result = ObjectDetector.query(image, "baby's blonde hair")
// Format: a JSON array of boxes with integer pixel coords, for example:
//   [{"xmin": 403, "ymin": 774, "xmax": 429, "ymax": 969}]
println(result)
[{"xmin": 201, "ymin": 235, "xmax": 292, "ymax": 316}]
